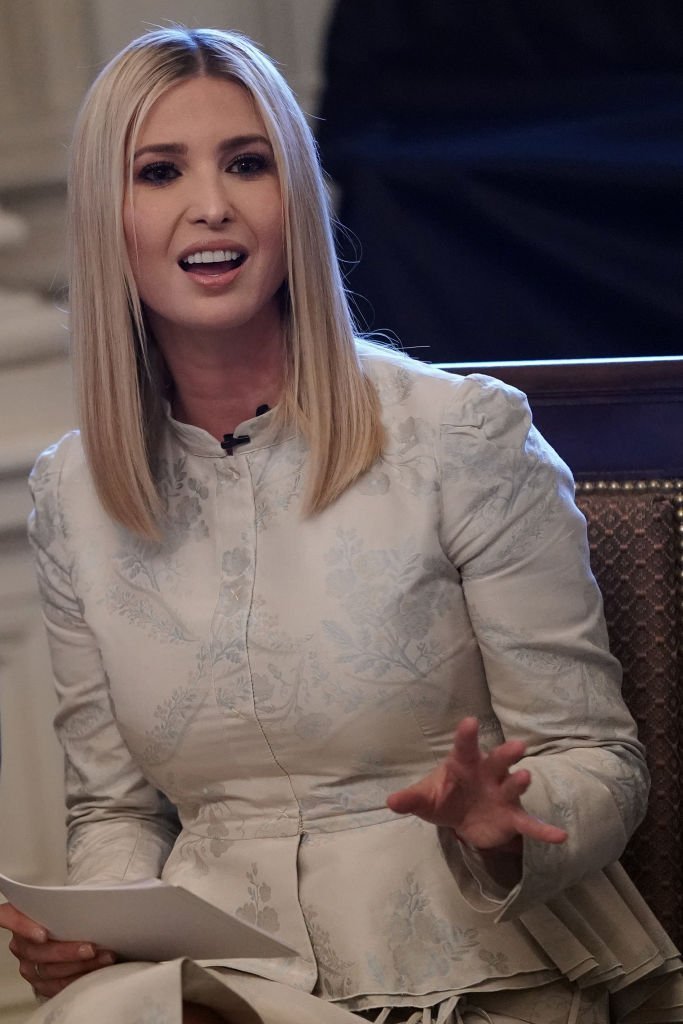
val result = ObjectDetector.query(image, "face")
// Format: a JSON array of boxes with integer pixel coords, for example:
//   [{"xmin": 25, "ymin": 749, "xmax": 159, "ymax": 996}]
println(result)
[{"xmin": 123, "ymin": 75, "xmax": 286, "ymax": 347}]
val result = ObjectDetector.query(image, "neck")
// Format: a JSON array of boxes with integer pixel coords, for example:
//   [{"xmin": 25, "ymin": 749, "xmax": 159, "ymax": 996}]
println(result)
[{"xmin": 151, "ymin": 315, "xmax": 285, "ymax": 439}]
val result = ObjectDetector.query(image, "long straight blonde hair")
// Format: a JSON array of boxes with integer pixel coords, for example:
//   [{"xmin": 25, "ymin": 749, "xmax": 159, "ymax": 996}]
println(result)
[{"xmin": 68, "ymin": 26, "xmax": 384, "ymax": 540}]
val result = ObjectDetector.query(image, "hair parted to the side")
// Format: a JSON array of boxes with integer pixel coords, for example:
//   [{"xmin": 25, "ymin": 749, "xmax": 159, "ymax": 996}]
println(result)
[{"xmin": 68, "ymin": 25, "xmax": 384, "ymax": 540}]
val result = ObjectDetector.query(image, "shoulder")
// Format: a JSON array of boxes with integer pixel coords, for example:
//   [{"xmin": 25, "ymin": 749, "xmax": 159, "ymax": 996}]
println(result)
[
  {"xmin": 29, "ymin": 430, "xmax": 87, "ymax": 506},
  {"xmin": 358, "ymin": 341, "xmax": 532, "ymax": 448},
  {"xmin": 30, "ymin": 430, "xmax": 84, "ymax": 478}
]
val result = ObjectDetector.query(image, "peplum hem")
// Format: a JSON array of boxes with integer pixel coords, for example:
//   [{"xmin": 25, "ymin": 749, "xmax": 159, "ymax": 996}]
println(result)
[
  {"xmin": 20, "ymin": 962, "xmax": 613, "ymax": 1023},
  {"xmin": 21, "ymin": 951, "xmax": 683, "ymax": 1024},
  {"xmin": 516, "ymin": 863, "xmax": 683, "ymax": 1018}
]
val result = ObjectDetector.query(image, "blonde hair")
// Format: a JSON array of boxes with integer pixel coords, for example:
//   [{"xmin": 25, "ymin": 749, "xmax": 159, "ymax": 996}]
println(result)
[{"xmin": 68, "ymin": 26, "xmax": 383, "ymax": 539}]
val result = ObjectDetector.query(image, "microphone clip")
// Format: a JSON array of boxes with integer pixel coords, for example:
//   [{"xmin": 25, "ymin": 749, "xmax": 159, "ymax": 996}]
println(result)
[{"xmin": 221, "ymin": 433, "xmax": 250, "ymax": 455}]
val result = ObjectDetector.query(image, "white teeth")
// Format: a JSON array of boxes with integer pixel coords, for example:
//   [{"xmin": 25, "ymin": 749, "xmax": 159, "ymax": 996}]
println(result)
[{"xmin": 184, "ymin": 249, "xmax": 241, "ymax": 265}]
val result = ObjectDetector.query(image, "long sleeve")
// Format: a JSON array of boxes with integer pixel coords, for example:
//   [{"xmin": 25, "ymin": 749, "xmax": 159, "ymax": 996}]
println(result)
[
  {"xmin": 27, "ymin": 438, "xmax": 179, "ymax": 885},
  {"xmin": 436, "ymin": 374, "xmax": 649, "ymax": 920}
]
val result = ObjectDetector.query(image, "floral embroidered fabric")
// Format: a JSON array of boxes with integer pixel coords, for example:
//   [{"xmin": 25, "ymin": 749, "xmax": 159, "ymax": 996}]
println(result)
[{"xmin": 25, "ymin": 350, "xmax": 683, "ymax": 1021}]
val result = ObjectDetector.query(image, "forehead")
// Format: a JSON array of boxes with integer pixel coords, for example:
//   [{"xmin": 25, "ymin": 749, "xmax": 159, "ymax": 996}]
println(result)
[{"xmin": 135, "ymin": 75, "xmax": 268, "ymax": 144}]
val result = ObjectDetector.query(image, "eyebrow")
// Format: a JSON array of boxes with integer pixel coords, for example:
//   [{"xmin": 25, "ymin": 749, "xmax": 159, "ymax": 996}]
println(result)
[{"xmin": 133, "ymin": 134, "xmax": 272, "ymax": 160}]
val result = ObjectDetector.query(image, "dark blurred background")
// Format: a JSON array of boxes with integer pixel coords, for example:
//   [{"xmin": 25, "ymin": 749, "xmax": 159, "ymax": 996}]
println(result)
[{"xmin": 317, "ymin": 0, "xmax": 683, "ymax": 362}]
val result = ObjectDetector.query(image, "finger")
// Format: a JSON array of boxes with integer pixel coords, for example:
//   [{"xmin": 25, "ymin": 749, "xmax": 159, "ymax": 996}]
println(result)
[
  {"xmin": 18, "ymin": 961, "xmax": 93, "ymax": 1000},
  {"xmin": 498, "ymin": 769, "xmax": 532, "ymax": 802},
  {"xmin": 451, "ymin": 717, "xmax": 481, "ymax": 767},
  {"xmin": 386, "ymin": 778, "xmax": 435, "ymax": 817},
  {"xmin": 484, "ymin": 740, "xmax": 528, "ymax": 781},
  {"xmin": 0, "ymin": 904, "xmax": 47, "ymax": 944},
  {"xmin": 20, "ymin": 951, "xmax": 115, "ymax": 983},
  {"xmin": 10, "ymin": 937, "xmax": 97, "ymax": 964},
  {"xmin": 35, "ymin": 952, "xmax": 116, "ymax": 981}
]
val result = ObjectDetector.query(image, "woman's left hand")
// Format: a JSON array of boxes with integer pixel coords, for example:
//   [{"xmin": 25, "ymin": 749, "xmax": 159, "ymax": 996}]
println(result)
[{"xmin": 386, "ymin": 716, "xmax": 568, "ymax": 852}]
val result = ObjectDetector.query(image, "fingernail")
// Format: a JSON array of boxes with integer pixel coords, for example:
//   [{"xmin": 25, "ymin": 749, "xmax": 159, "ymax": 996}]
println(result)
[
  {"xmin": 31, "ymin": 927, "xmax": 48, "ymax": 943},
  {"xmin": 99, "ymin": 952, "xmax": 116, "ymax": 965},
  {"xmin": 78, "ymin": 944, "xmax": 95, "ymax": 959}
]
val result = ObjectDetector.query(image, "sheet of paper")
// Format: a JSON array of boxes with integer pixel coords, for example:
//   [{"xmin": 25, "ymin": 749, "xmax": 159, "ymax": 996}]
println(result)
[{"xmin": 0, "ymin": 873, "xmax": 296, "ymax": 962}]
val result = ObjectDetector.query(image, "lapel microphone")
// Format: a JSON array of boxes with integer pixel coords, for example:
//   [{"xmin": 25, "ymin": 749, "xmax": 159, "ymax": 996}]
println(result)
[{"xmin": 221, "ymin": 405, "xmax": 270, "ymax": 455}]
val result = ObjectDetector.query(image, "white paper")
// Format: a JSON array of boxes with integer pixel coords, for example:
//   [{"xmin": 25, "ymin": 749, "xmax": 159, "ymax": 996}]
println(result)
[{"xmin": 0, "ymin": 873, "xmax": 296, "ymax": 962}]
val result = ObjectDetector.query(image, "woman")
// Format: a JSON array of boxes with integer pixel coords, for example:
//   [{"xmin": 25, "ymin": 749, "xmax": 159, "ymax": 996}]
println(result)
[{"xmin": 1, "ymin": 26, "xmax": 681, "ymax": 1024}]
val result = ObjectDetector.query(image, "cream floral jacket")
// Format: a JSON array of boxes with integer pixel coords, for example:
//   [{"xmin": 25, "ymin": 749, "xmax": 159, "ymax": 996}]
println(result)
[{"xmin": 28, "ymin": 349, "xmax": 674, "ymax": 1014}]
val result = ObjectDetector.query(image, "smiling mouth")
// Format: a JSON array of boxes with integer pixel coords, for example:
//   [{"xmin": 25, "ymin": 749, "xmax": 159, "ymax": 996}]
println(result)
[{"xmin": 179, "ymin": 251, "xmax": 247, "ymax": 276}]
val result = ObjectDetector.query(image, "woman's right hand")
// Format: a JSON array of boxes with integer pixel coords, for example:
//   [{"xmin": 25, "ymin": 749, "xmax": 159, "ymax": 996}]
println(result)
[{"xmin": 0, "ymin": 902, "xmax": 116, "ymax": 998}]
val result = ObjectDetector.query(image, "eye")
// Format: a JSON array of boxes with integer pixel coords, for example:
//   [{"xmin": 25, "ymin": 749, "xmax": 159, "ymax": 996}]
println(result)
[
  {"xmin": 137, "ymin": 161, "xmax": 181, "ymax": 186},
  {"xmin": 228, "ymin": 153, "xmax": 270, "ymax": 176}
]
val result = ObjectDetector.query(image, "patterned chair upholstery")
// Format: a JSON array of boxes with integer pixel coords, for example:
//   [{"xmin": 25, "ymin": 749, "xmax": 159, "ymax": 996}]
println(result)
[
  {"xmin": 442, "ymin": 358, "xmax": 683, "ymax": 948},
  {"xmin": 576, "ymin": 480, "xmax": 683, "ymax": 947}
]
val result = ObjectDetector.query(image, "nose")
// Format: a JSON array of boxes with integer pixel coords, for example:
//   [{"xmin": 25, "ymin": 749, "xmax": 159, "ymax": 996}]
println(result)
[{"xmin": 188, "ymin": 171, "xmax": 235, "ymax": 227}]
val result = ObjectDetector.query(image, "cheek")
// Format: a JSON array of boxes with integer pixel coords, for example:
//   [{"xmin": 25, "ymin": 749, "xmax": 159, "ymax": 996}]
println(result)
[{"xmin": 258, "ymin": 185, "xmax": 285, "ymax": 261}]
